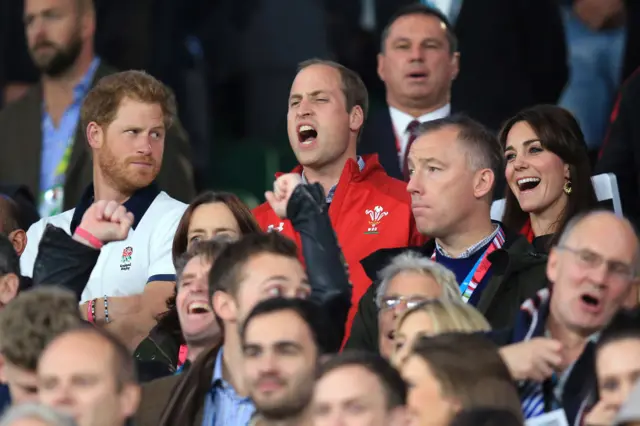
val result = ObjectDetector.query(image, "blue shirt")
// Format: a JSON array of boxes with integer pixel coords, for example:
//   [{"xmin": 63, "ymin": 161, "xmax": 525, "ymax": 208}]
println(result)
[
  {"xmin": 434, "ymin": 225, "xmax": 501, "ymax": 306},
  {"xmin": 202, "ymin": 348, "xmax": 255, "ymax": 426},
  {"xmin": 40, "ymin": 57, "xmax": 100, "ymax": 195}
]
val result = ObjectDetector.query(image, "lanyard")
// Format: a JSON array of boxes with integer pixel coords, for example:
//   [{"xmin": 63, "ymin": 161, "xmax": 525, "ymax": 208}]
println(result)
[{"xmin": 431, "ymin": 228, "xmax": 505, "ymax": 303}]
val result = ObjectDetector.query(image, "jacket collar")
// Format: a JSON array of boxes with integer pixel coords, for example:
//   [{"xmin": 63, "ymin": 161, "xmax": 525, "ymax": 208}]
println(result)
[
  {"xmin": 276, "ymin": 154, "xmax": 386, "ymax": 183},
  {"xmin": 359, "ymin": 221, "xmax": 539, "ymax": 282},
  {"xmin": 70, "ymin": 182, "xmax": 160, "ymax": 234}
]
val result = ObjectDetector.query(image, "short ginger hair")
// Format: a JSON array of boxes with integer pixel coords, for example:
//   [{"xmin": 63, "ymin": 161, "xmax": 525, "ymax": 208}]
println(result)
[
  {"xmin": 0, "ymin": 288, "xmax": 82, "ymax": 371},
  {"xmin": 80, "ymin": 70, "xmax": 176, "ymax": 131}
]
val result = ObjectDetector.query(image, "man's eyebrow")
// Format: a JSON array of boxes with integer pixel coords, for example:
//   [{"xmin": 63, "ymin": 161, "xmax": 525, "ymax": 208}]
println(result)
[
  {"xmin": 289, "ymin": 90, "xmax": 330, "ymax": 101},
  {"xmin": 418, "ymin": 157, "xmax": 446, "ymax": 167}
]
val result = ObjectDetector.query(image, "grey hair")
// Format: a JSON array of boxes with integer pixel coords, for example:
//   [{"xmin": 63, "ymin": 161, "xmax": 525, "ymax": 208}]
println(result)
[
  {"xmin": 557, "ymin": 209, "xmax": 640, "ymax": 276},
  {"xmin": 0, "ymin": 403, "xmax": 77, "ymax": 426},
  {"xmin": 376, "ymin": 251, "xmax": 460, "ymax": 307}
]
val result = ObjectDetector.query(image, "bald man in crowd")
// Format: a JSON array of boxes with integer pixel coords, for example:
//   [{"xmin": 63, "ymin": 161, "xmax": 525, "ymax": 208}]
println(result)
[{"xmin": 497, "ymin": 210, "xmax": 639, "ymax": 425}]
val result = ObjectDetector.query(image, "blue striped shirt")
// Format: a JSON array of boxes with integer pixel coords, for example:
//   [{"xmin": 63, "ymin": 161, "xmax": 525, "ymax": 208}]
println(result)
[{"xmin": 202, "ymin": 348, "xmax": 255, "ymax": 426}]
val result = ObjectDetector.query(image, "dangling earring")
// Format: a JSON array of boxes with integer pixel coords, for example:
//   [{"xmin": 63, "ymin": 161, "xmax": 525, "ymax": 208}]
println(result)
[{"xmin": 563, "ymin": 180, "xmax": 572, "ymax": 195}]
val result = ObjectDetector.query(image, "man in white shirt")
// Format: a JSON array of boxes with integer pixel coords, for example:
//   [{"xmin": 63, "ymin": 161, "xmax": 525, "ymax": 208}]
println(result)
[
  {"xmin": 20, "ymin": 70, "xmax": 186, "ymax": 349},
  {"xmin": 358, "ymin": 3, "xmax": 459, "ymax": 181}
]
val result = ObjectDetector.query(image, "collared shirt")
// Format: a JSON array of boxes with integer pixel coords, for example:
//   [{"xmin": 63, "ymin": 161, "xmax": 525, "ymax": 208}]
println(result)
[
  {"xmin": 40, "ymin": 57, "xmax": 101, "ymax": 197},
  {"xmin": 203, "ymin": 348, "xmax": 255, "ymax": 426},
  {"xmin": 544, "ymin": 330, "xmax": 600, "ymax": 408},
  {"xmin": 435, "ymin": 224, "xmax": 500, "ymax": 259},
  {"xmin": 301, "ymin": 156, "xmax": 366, "ymax": 203},
  {"xmin": 389, "ymin": 104, "xmax": 451, "ymax": 167}
]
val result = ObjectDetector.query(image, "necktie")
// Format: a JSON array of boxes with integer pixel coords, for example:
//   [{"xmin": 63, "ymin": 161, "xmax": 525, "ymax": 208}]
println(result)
[{"xmin": 403, "ymin": 120, "xmax": 421, "ymax": 181}]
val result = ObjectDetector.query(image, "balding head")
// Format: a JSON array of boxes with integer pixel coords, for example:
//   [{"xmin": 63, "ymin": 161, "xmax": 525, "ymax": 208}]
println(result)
[
  {"xmin": 558, "ymin": 211, "xmax": 639, "ymax": 273},
  {"xmin": 548, "ymin": 210, "xmax": 639, "ymax": 337}
]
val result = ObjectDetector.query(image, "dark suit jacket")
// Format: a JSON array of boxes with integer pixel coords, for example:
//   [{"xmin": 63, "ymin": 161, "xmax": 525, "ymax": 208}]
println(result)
[
  {"xmin": 451, "ymin": 0, "xmax": 568, "ymax": 131},
  {"xmin": 0, "ymin": 62, "xmax": 195, "ymax": 210},
  {"xmin": 359, "ymin": 0, "xmax": 566, "ymax": 178},
  {"xmin": 358, "ymin": 105, "xmax": 458, "ymax": 181},
  {"xmin": 358, "ymin": 107, "xmax": 403, "ymax": 180},
  {"xmin": 135, "ymin": 372, "xmax": 204, "ymax": 426}
]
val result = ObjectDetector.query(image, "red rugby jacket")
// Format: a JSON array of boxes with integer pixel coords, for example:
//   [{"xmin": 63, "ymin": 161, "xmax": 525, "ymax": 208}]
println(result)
[{"xmin": 253, "ymin": 154, "xmax": 426, "ymax": 342}]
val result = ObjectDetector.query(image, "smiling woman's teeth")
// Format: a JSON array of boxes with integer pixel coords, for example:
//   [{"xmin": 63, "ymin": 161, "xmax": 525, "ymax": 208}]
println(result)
[{"xmin": 517, "ymin": 177, "xmax": 541, "ymax": 185}]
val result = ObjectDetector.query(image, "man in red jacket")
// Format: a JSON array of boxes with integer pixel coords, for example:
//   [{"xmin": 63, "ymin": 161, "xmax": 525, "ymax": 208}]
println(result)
[{"xmin": 253, "ymin": 59, "xmax": 424, "ymax": 341}]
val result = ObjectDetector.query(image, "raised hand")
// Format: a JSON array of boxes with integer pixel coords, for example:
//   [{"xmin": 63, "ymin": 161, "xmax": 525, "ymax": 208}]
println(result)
[
  {"xmin": 75, "ymin": 200, "xmax": 134, "ymax": 245},
  {"xmin": 499, "ymin": 337, "xmax": 564, "ymax": 382},
  {"xmin": 265, "ymin": 173, "xmax": 303, "ymax": 219}
]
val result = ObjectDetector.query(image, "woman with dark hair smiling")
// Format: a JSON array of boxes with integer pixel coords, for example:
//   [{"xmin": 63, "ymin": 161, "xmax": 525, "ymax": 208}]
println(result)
[
  {"xmin": 171, "ymin": 191, "xmax": 261, "ymax": 265},
  {"xmin": 134, "ymin": 191, "xmax": 261, "ymax": 379},
  {"xmin": 499, "ymin": 105, "xmax": 598, "ymax": 252}
]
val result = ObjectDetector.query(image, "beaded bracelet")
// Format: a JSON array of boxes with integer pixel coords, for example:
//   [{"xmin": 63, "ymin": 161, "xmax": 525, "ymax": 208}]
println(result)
[{"xmin": 104, "ymin": 296, "xmax": 110, "ymax": 324}]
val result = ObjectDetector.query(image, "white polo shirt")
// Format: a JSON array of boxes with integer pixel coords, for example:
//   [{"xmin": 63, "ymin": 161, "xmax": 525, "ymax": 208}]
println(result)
[{"xmin": 20, "ymin": 184, "xmax": 187, "ymax": 303}]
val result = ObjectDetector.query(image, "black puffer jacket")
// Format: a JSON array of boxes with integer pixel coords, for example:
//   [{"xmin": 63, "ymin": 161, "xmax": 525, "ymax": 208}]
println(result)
[{"xmin": 345, "ymin": 227, "xmax": 548, "ymax": 353}]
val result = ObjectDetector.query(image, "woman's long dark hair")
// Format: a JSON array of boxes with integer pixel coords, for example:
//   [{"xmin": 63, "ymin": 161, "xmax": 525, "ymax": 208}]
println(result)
[
  {"xmin": 154, "ymin": 191, "xmax": 261, "ymax": 344},
  {"xmin": 498, "ymin": 105, "xmax": 598, "ymax": 246}
]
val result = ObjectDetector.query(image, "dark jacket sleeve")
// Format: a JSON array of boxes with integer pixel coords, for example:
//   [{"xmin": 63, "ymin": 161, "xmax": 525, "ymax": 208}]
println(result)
[
  {"xmin": 155, "ymin": 118, "xmax": 196, "ymax": 203},
  {"xmin": 343, "ymin": 283, "xmax": 379, "ymax": 352},
  {"xmin": 287, "ymin": 183, "xmax": 352, "ymax": 352},
  {"xmin": 518, "ymin": 0, "xmax": 568, "ymax": 104},
  {"xmin": 595, "ymin": 72, "xmax": 640, "ymax": 227},
  {"xmin": 31, "ymin": 225, "xmax": 100, "ymax": 301}
]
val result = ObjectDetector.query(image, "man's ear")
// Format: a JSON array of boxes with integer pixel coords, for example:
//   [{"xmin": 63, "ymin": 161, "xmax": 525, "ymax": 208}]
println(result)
[
  {"xmin": 0, "ymin": 274, "xmax": 19, "ymax": 307},
  {"xmin": 349, "ymin": 105, "xmax": 365, "ymax": 135},
  {"xmin": 450, "ymin": 51, "xmax": 461, "ymax": 81},
  {"xmin": 547, "ymin": 247, "xmax": 559, "ymax": 284},
  {"xmin": 473, "ymin": 168, "xmax": 495, "ymax": 199},
  {"xmin": 120, "ymin": 383, "xmax": 141, "ymax": 418},
  {"xmin": 8, "ymin": 229, "xmax": 26, "ymax": 256},
  {"xmin": 86, "ymin": 122, "xmax": 104, "ymax": 149},
  {"xmin": 212, "ymin": 291, "xmax": 237, "ymax": 324}
]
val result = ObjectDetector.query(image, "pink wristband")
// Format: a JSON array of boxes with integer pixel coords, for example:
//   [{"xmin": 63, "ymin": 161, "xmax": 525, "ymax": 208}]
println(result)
[
  {"xmin": 87, "ymin": 301, "xmax": 93, "ymax": 323},
  {"xmin": 74, "ymin": 227, "xmax": 104, "ymax": 250}
]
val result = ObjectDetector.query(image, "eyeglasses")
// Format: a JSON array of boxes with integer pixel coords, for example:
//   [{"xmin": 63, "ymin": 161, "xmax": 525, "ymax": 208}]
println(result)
[
  {"xmin": 378, "ymin": 295, "xmax": 432, "ymax": 311},
  {"xmin": 556, "ymin": 245, "xmax": 635, "ymax": 281}
]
